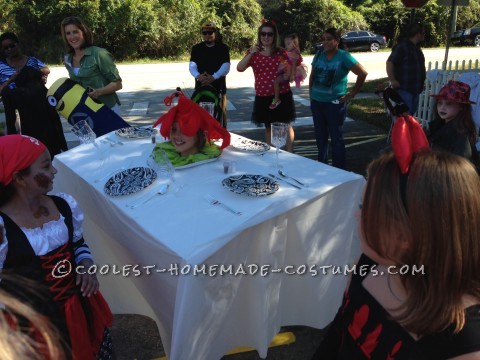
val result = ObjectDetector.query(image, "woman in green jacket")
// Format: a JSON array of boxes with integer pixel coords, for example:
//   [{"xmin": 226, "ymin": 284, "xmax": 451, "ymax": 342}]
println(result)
[{"xmin": 60, "ymin": 16, "xmax": 122, "ymax": 115}]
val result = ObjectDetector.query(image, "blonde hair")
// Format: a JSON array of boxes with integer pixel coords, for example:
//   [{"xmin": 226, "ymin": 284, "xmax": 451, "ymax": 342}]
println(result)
[
  {"xmin": 0, "ymin": 287, "xmax": 65, "ymax": 359},
  {"xmin": 362, "ymin": 150, "xmax": 480, "ymax": 335}
]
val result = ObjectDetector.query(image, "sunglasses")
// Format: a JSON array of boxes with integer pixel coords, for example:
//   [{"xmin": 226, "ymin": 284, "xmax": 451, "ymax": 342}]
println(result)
[
  {"xmin": 261, "ymin": 32, "xmax": 274, "ymax": 37},
  {"xmin": 3, "ymin": 43, "xmax": 17, "ymax": 51},
  {"xmin": 202, "ymin": 30, "xmax": 214, "ymax": 35}
]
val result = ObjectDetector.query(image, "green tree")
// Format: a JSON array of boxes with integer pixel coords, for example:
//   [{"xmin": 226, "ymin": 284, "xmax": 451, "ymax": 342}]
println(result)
[
  {"xmin": 207, "ymin": 0, "xmax": 262, "ymax": 53},
  {"xmin": 260, "ymin": 0, "xmax": 367, "ymax": 51},
  {"xmin": 456, "ymin": 0, "xmax": 480, "ymax": 29}
]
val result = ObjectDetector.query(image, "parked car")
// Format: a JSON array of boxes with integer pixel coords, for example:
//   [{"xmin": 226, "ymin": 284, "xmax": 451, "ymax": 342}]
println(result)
[
  {"xmin": 341, "ymin": 31, "xmax": 387, "ymax": 52},
  {"xmin": 450, "ymin": 25, "xmax": 480, "ymax": 46},
  {"xmin": 310, "ymin": 30, "xmax": 387, "ymax": 54}
]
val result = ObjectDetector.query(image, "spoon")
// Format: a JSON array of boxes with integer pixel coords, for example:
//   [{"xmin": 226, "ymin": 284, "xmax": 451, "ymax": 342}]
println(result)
[
  {"xmin": 278, "ymin": 169, "xmax": 308, "ymax": 187},
  {"xmin": 128, "ymin": 184, "xmax": 170, "ymax": 209}
]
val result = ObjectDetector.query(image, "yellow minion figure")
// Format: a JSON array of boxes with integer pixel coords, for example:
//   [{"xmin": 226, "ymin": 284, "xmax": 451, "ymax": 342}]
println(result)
[{"xmin": 47, "ymin": 77, "xmax": 130, "ymax": 136}]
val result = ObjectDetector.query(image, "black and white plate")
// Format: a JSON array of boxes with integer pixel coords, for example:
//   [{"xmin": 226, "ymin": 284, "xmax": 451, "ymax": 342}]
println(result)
[
  {"xmin": 230, "ymin": 139, "xmax": 270, "ymax": 153},
  {"xmin": 104, "ymin": 167, "xmax": 157, "ymax": 196},
  {"xmin": 222, "ymin": 174, "xmax": 279, "ymax": 197},
  {"xmin": 115, "ymin": 127, "xmax": 155, "ymax": 139}
]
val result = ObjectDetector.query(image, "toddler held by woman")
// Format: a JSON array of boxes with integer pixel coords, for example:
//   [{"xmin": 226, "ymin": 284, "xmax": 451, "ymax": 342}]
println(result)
[{"xmin": 270, "ymin": 33, "xmax": 307, "ymax": 110}]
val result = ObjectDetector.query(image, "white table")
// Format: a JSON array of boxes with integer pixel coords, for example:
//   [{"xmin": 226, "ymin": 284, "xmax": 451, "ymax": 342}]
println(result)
[{"xmin": 52, "ymin": 132, "xmax": 365, "ymax": 360}]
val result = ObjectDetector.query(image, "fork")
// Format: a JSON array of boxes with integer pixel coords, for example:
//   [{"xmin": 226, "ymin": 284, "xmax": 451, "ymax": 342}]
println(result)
[{"xmin": 205, "ymin": 195, "xmax": 242, "ymax": 216}]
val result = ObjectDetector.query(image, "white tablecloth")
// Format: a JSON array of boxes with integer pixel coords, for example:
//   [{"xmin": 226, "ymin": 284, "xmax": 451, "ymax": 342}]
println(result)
[{"xmin": 52, "ymin": 132, "xmax": 365, "ymax": 360}]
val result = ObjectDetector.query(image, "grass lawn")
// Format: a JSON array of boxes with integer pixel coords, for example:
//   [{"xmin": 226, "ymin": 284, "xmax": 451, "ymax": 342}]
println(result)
[{"xmin": 347, "ymin": 77, "xmax": 391, "ymax": 131}]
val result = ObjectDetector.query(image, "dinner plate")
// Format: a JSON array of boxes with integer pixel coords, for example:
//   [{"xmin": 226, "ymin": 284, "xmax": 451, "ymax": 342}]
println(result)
[
  {"xmin": 115, "ymin": 127, "xmax": 155, "ymax": 139},
  {"xmin": 230, "ymin": 139, "xmax": 270, "ymax": 153},
  {"xmin": 104, "ymin": 167, "xmax": 157, "ymax": 196},
  {"xmin": 222, "ymin": 174, "xmax": 279, "ymax": 197}
]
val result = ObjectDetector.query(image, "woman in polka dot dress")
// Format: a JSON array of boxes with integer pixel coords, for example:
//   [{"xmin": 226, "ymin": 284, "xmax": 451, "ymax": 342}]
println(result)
[{"xmin": 237, "ymin": 20, "xmax": 296, "ymax": 152}]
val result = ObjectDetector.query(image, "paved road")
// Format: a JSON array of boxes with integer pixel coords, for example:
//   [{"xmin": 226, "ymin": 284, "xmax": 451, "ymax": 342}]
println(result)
[{"xmin": 43, "ymin": 46, "xmax": 479, "ymax": 132}]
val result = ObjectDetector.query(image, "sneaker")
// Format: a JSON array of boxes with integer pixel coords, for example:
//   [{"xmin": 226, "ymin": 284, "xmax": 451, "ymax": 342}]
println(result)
[{"xmin": 269, "ymin": 99, "xmax": 282, "ymax": 110}]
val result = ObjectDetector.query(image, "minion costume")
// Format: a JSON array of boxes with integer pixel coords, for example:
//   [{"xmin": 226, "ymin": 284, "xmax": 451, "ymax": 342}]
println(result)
[{"xmin": 47, "ymin": 77, "xmax": 130, "ymax": 137}]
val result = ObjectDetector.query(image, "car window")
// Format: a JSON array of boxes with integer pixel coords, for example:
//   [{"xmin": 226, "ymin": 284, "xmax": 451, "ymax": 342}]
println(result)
[
  {"xmin": 343, "ymin": 31, "xmax": 357, "ymax": 38},
  {"xmin": 358, "ymin": 31, "xmax": 369, "ymax": 37}
]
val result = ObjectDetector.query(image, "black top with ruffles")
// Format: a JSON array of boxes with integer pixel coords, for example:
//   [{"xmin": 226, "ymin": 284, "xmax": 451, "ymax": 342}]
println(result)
[{"xmin": 312, "ymin": 254, "xmax": 480, "ymax": 359}]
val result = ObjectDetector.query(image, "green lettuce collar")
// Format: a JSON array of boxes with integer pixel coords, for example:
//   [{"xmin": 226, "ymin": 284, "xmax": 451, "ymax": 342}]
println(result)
[{"xmin": 153, "ymin": 141, "xmax": 221, "ymax": 167}]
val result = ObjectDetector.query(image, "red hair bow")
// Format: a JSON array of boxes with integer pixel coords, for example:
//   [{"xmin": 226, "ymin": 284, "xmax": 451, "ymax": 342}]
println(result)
[
  {"xmin": 261, "ymin": 18, "xmax": 276, "ymax": 26},
  {"xmin": 391, "ymin": 115, "xmax": 430, "ymax": 174}
]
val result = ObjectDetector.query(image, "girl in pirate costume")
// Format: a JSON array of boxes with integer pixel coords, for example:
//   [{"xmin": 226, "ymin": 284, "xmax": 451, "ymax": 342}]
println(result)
[{"xmin": 0, "ymin": 135, "xmax": 113, "ymax": 359}]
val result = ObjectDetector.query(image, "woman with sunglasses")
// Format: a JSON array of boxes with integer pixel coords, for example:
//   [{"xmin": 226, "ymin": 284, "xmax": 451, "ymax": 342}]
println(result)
[
  {"xmin": 237, "ymin": 20, "xmax": 296, "ymax": 152},
  {"xmin": 309, "ymin": 28, "xmax": 367, "ymax": 170},
  {"xmin": 0, "ymin": 32, "xmax": 67, "ymax": 156},
  {"xmin": 61, "ymin": 16, "xmax": 122, "ymax": 115}
]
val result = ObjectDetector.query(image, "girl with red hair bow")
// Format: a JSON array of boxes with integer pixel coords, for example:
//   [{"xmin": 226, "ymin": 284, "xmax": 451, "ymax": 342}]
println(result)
[{"xmin": 0, "ymin": 135, "xmax": 113, "ymax": 359}]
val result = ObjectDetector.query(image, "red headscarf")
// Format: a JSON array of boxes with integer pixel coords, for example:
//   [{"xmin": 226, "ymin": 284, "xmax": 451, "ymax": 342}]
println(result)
[
  {"xmin": 0, "ymin": 135, "xmax": 47, "ymax": 186},
  {"xmin": 153, "ymin": 97, "xmax": 231, "ymax": 149}
]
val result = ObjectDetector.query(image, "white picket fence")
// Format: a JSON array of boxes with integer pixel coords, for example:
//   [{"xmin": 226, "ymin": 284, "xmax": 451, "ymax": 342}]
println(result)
[{"xmin": 416, "ymin": 59, "xmax": 480, "ymax": 128}]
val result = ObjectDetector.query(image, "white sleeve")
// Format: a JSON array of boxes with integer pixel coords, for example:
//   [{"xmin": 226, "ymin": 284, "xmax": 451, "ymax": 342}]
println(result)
[
  {"xmin": 189, "ymin": 61, "xmax": 201, "ymax": 78},
  {"xmin": 56, "ymin": 193, "xmax": 93, "ymax": 263},
  {"xmin": 213, "ymin": 62, "xmax": 231, "ymax": 80}
]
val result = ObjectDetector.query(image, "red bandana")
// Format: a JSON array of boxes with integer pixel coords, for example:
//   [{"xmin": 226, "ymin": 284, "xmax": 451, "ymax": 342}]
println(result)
[
  {"xmin": 153, "ymin": 97, "xmax": 231, "ymax": 149},
  {"xmin": 0, "ymin": 135, "xmax": 47, "ymax": 186}
]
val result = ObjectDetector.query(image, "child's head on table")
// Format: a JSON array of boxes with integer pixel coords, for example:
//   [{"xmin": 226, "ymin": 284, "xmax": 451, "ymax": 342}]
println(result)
[{"xmin": 153, "ymin": 97, "xmax": 230, "ymax": 157}]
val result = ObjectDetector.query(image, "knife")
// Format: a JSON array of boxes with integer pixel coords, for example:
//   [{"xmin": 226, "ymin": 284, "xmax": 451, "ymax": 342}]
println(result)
[{"xmin": 268, "ymin": 173, "xmax": 302, "ymax": 189}]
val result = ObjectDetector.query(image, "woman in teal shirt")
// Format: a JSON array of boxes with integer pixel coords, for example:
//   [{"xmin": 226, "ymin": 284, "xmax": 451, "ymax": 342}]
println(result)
[
  {"xmin": 309, "ymin": 28, "xmax": 367, "ymax": 169},
  {"xmin": 61, "ymin": 16, "xmax": 122, "ymax": 114}
]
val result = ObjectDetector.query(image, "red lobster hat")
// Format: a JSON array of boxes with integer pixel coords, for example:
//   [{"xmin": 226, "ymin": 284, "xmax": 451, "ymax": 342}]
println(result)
[{"xmin": 153, "ymin": 97, "xmax": 230, "ymax": 149}]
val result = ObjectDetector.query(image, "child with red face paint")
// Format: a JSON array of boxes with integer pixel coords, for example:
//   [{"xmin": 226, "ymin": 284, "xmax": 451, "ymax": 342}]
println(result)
[
  {"xmin": 0, "ymin": 135, "xmax": 113, "ymax": 359},
  {"xmin": 428, "ymin": 80, "xmax": 479, "ymax": 168}
]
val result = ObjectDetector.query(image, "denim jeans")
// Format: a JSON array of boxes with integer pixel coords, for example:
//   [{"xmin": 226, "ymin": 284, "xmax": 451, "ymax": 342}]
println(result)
[
  {"xmin": 397, "ymin": 89, "xmax": 419, "ymax": 116},
  {"xmin": 310, "ymin": 99, "xmax": 347, "ymax": 169}
]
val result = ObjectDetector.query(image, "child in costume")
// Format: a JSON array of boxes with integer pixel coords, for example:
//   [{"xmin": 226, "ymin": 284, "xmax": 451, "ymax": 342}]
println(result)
[
  {"xmin": 0, "ymin": 135, "xmax": 113, "ymax": 359},
  {"xmin": 313, "ymin": 116, "xmax": 480, "ymax": 358},
  {"xmin": 428, "ymin": 80, "xmax": 479, "ymax": 168},
  {"xmin": 270, "ymin": 33, "xmax": 308, "ymax": 110},
  {"xmin": 152, "ymin": 96, "xmax": 230, "ymax": 167}
]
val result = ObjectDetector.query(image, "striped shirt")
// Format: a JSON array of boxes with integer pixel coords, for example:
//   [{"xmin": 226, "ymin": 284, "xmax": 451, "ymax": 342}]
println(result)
[{"xmin": 0, "ymin": 56, "xmax": 46, "ymax": 89}]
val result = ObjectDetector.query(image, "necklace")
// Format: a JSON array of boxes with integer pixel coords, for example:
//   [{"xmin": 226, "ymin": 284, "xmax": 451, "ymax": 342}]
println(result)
[
  {"xmin": 387, "ymin": 274, "xmax": 403, "ymax": 302},
  {"xmin": 33, "ymin": 205, "xmax": 49, "ymax": 219}
]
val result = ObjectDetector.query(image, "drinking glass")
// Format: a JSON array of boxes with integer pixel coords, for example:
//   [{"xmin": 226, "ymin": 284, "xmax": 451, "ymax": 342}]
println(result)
[
  {"xmin": 200, "ymin": 102, "xmax": 215, "ymax": 117},
  {"xmin": 271, "ymin": 122, "xmax": 289, "ymax": 169},
  {"xmin": 72, "ymin": 120, "xmax": 97, "ymax": 145},
  {"xmin": 147, "ymin": 149, "xmax": 175, "ymax": 187}
]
